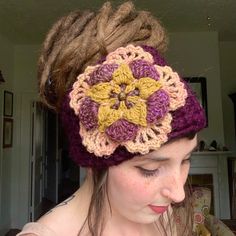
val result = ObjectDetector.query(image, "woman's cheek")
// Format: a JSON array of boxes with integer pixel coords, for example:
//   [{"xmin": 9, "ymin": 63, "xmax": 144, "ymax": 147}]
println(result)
[{"xmin": 110, "ymin": 168, "xmax": 156, "ymax": 203}]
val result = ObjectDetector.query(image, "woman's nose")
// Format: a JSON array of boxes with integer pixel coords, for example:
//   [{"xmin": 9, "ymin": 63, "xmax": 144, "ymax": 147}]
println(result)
[{"xmin": 161, "ymin": 173, "xmax": 186, "ymax": 203}]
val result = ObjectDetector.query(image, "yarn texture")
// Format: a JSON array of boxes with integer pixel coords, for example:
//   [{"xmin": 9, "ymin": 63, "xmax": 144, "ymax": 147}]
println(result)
[{"xmin": 60, "ymin": 45, "xmax": 206, "ymax": 168}]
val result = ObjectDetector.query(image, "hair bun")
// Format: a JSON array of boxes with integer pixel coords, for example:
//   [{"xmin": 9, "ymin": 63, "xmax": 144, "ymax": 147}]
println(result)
[{"xmin": 38, "ymin": 1, "xmax": 168, "ymax": 111}]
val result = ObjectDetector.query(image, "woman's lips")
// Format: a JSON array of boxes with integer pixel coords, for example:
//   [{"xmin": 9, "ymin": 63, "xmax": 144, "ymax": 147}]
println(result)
[{"xmin": 148, "ymin": 205, "xmax": 168, "ymax": 214}]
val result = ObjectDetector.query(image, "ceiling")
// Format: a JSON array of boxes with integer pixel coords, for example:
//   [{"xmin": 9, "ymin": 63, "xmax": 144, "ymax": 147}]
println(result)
[{"xmin": 0, "ymin": 0, "xmax": 235, "ymax": 44}]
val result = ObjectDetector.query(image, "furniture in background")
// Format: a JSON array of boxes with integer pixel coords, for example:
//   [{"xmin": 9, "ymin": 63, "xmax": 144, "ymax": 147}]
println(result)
[
  {"xmin": 190, "ymin": 151, "xmax": 231, "ymax": 219},
  {"xmin": 191, "ymin": 187, "xmax": 235, "ymax": 235}
]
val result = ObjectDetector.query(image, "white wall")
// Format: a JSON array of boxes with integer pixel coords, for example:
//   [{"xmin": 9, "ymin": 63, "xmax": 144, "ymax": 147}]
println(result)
[
  {"xmin": 11, "ymin": 45, "xmax": 39, "ymax": 228},
  {"xmin": 13, "ymin": 45, "xmax": 39, "ymax": 93},
  {"xmin": 0, "ymin": 34, "xmax": 14, "ymax": 235},
  {"xmin": 0, "ymin": 42, "xmax": 41, "ymax": 232},
  {"xmin": 166, "ymin": 32, "xmax": 225, "ymax": 148},
  {"xmin": 219, "ymin": 42, "xmax": 236, "ymax": 154}
]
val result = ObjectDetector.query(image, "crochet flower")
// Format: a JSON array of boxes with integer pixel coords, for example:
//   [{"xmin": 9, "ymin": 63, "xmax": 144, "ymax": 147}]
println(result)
[{"xmin": 69, "ymin": 45, "xmax": 187, "ymax": 157}]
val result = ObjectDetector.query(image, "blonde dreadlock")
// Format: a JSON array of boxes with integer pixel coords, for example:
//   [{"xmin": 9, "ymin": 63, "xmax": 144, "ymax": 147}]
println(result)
[{"xmin": 38, "ymin": 1, "xmax": 168, "ymax": 111}]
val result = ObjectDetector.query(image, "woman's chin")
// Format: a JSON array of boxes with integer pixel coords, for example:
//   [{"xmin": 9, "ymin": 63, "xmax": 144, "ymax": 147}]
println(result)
[{"xmin": 128, "ymin": 213, "xmax": 161, "ymax": 225}]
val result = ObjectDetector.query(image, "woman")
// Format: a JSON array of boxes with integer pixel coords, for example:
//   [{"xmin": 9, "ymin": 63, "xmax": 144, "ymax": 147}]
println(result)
[{"xmin": 18, "ymin": 2, "xmax": 206, "ymax": 235}]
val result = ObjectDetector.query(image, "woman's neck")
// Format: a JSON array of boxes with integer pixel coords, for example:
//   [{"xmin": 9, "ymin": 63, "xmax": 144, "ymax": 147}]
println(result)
[
  {"xmin": 75, "ymin": 171, "xmax": 93, "ymax": 212},
  {"xmin": 103, "ymin": 213, "xmax": 158, "ymax": 236},
  {"xmin": 100, "ymin": 193, "xmax": 159, "ymax": 236}
]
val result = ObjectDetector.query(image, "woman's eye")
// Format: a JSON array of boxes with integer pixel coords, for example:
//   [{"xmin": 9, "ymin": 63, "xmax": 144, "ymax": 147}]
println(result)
[
  {"xmin": 182, "ymin": 157, "xmax": 191, "ymax": 165},
  {"xmin": 136, "ymin": 167, "xmax": 159, "ymax": 178}
]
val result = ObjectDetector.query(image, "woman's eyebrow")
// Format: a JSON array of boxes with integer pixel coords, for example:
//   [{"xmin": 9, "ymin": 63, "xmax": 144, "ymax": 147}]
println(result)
[
  {"xmin": 136, "ymin": 156, "xmax": 170, "ymax": 163},
  {"xmin": 147, "ymin": 156, "xmax": 170, "ymax": 162}
]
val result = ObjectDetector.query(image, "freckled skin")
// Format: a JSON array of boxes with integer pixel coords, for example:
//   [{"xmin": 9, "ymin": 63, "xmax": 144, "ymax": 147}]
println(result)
[{"xmin": 107, "ymin": 136, "xmax": 197, "ymax": 224}]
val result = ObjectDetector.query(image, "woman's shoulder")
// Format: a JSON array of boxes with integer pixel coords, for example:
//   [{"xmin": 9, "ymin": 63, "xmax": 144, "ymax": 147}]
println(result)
[
  {"xmin": 16, "ymin": 222, "xmax": 57, "ymax": 236},
  {"xmin": 37, "ymin": 194, "xmax": 86, "ymax": 235},
  {"xmin": 19, "ymin": 192, "xmax": 88, "ymax": 236}
]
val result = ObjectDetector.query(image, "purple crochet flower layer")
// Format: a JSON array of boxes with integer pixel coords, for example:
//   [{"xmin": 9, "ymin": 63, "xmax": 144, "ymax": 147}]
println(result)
[
  {"xmin": 79, "ymin": 97, "xmax": 99, "ymax": 130},
  {"xmin": 88, "ymin": 63, "xmax": 118, "ymax": 86},
  {"xmin": 105, "ymin": 119, "xmax": 139, "ymax": 142},
  {"xmin": 129, "ymin": 59, "xmax": 159, "ymax": 80},
  {"xmin": 146, "ymin": 89, "xmax": 169, "ymax": 123}
]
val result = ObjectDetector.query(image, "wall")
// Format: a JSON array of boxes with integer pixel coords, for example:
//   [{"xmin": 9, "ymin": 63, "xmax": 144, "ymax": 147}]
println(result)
[
  {"xmin": 166, "ymin": 32, "xmax": 225, "ymax": 148},
  {"xmin": 219, "ymin": 42, "xmax": 236, "ymax": 154},
  {"xmin": 13, "ymin": 45, "xmax": 39, "ymax": 93},
  {"xmin": 11, "ymin": 45, "xmax": 39, "ymax": 228},
  {"xmin": 0, "ymin": 41, "xmax": 39, "ymax": 233},
  {"xmin": 0, "ymin": 34, "xmax": 14, "ymax": 235}
]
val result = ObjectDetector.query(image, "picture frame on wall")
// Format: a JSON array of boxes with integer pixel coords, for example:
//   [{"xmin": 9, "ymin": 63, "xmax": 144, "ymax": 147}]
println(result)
[
  {"xmin": 4, "ymin": 90, "xmax": 13, "ymax": 117},
  {"xmin": 184, "ymin": 77, "xmax": 208, "ymax": 126},
  {"xmin": 3, "ymin": 118, "xmax": 13, "ymax": 148}
]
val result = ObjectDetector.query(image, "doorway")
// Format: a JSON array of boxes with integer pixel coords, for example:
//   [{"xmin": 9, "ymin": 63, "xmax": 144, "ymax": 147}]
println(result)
[{"xmin": 29, "ymin": 102, "xmax": 80, "ymax": 220}]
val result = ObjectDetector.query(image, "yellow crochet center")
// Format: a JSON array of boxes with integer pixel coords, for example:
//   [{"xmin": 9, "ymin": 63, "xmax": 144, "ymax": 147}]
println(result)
[{"xmin": 86, "ymin": 63, "xmax": 162, "ymax": 132}]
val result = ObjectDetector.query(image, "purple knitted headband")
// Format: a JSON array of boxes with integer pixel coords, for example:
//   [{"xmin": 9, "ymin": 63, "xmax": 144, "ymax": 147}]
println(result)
[{"xmin": 60, "ymin": 45, "xmax": 206, "ymax": 168}]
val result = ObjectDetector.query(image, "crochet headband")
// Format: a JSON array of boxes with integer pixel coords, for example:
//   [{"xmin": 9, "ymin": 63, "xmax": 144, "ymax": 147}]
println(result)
[{"xmin": 60, "ymin": 45, "xmax": 206, "ymax": 168}]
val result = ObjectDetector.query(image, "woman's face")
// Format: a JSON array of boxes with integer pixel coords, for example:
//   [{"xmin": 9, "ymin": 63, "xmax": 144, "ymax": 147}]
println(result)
[{"xmin": 106, "ymin": 136, "xmax": 197, "ymax": 224}]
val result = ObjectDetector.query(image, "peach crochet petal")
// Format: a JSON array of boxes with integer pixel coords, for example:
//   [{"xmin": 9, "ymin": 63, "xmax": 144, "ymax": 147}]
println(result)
[
  {"xmin": 155, "ymin": 65, "xmax": 187, "ymax": 111},
  {"xmin": 80, "ymin": 125, "xmax": 119, "ymax": 157},
  {"xmin": 124, "ymin": 113, "xmax": 172, "ymax": 154},
  {"xmin": 69, "ymin": 65, "xmax": 99, "ymax": 114},
  {"xmin": 106, "ymin": 45, "xmax": 154, "ymax": 65}
]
